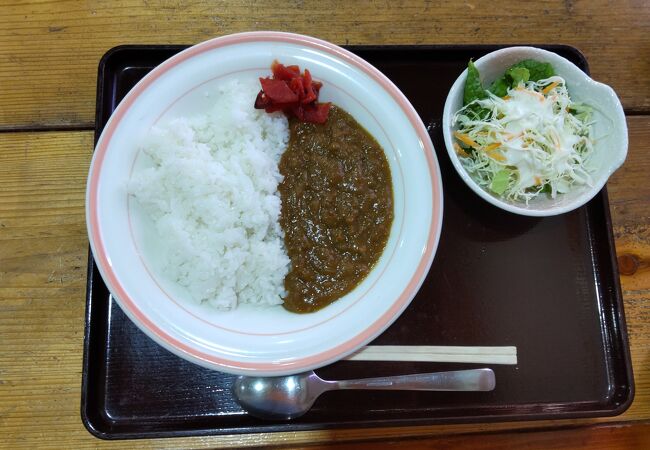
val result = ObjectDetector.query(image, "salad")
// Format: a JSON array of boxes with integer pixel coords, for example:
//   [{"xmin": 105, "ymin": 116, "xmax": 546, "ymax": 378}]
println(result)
[{"xmin": 453, "ymin": 59, "xmax": 595, "ymax": 203}]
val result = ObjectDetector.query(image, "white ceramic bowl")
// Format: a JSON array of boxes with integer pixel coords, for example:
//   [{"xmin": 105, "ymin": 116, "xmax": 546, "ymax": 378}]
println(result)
[
  {"xmin": 86, "ymin": 32, "xmax": 444, "ymax": 376},
  {"xmin": 442, "ymin": 46, "xmax": 627, "ymax": 216}
]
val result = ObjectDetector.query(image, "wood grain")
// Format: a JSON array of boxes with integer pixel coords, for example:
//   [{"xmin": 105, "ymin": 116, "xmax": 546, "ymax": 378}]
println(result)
[
  {"xmin": 0, "ymin": 0, "xmax": 649, "ymax": 130},
  {"xmin": 311, "ymin": 423, "xmax": 650, "ymax": 449},
  {"xmin": 1, "ymin": 1, "xmax": 649, "ymax": 447},
  {"xmin": 0, "ymin": 117, "xmax": 648, "ymax": 448}
]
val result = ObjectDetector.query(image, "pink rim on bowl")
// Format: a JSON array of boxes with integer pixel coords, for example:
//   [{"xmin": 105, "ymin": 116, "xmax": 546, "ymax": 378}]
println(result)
[{"xmin": 86, "ymin": 31, "xmax": 444, "ymax": 374}]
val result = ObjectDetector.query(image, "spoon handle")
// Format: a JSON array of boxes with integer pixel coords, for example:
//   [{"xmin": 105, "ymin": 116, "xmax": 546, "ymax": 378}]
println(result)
[{"xmin": 333, "ymin": 368, "xmax": 495, "ymax": 392}]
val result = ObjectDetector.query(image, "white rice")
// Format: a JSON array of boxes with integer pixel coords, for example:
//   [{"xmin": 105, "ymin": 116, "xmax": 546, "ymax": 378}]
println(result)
[{"xmin": 129, "ymin": 78, "xmax": 291, "ymax": 310}]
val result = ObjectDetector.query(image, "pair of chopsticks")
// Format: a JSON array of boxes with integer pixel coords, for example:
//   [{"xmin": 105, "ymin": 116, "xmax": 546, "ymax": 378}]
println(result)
[{"xmin": 345, "ymin": 345, "xmax": 517, "ymax": 365}]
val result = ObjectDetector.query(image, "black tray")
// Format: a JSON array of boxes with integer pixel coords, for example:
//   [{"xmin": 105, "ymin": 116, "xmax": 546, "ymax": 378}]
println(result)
[{"xmin": 82, "ymin": 44, "xmax": 634, "ymax": 439}]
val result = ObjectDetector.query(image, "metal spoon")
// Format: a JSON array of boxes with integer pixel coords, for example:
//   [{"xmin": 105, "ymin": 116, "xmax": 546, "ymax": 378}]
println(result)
[{"xmin": 233, "ymin": 368, "xmax": 495, "ymax": 420}]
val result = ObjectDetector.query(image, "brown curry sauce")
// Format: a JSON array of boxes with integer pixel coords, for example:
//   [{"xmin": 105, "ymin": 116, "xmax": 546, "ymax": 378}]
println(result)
[{"xmin": 279, "ymin": 106, "xmax": 394, "ymax": 313}]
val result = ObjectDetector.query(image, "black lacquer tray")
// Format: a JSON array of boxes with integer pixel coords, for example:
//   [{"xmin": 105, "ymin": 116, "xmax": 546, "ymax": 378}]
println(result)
[{"xmin": 82, "ymin": 44, "xmax": 633, "ymax": 439}]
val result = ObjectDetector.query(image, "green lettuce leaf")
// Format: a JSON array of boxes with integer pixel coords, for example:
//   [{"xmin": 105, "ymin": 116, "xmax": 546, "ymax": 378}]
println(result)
[
  {"xmin": 488, "ymin": 76, "xmax": 509, "ymax": 97},
  {"xmin": 508, "ymin": 59, "xmax": 554, "ymax": 81},
  {"xmin": 506, "ymin": 66, "xmax": 530, "ymax": 85},
  {"xmin": 490, "ymin": 169, "xmax": 512, "ymax": 195},
  {"xmin": 486, "ymin": 59, "xmax": 553, "ymax": 97},
  {"xmin": 464, "ymin": 60, "xmax": 488, "ymax": 105}
]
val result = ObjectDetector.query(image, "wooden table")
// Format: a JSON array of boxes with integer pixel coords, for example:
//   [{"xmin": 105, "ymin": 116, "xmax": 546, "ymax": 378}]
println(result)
[{"xmin": 1, "ymin": 1, "xmax": 649, "ymax": 448}]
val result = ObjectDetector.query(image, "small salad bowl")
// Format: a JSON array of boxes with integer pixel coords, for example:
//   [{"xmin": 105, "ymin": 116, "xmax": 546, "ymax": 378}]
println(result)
[{"xmin": 442, "ymin": 46, "xmax": 627, "ymax": 217}]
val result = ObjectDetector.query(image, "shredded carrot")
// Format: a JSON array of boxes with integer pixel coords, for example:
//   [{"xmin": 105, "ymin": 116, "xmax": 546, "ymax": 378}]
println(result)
[
  {"xmin": 453, "ymin": 142, "xmax": 470, "ymax": 158},
  {"xmin": 453, "ymin": 131, "xmax": 479, "ymax": 148},
  {"xmin": 518, "ymin": 86, "xmax": 545, "ymax": 101},
  {"xmin": 542, "ymin": 81, "xmax": 560, "ymax": 95},
  {"xmin": 503, "ymin": 132, "xmax": 522, "ymax": 141},
  {"xmin": 502, "ymin": 95, "xmax": 511, "ymax": 100},
  {"xmin": 534, "ymin": 176, "xmax": 542, "ymax": 186},
  {"xmin": 487, "ymin": 150, "xmax": 506, "ymax": 162},
  {"xmin": 484, "ymin": 142, "xmax": 501, "ymax": 152}
]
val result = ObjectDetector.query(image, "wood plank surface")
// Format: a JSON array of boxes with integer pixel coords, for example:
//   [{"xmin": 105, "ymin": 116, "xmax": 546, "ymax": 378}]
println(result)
[
  {"xmin": 1, "ymin": 1, "xmax": 649, "ymax": 446},
  {"xmin": 1, "ymin": 0, "xmax": 649, "ymax": 131},
  {"xmin": 0, "ymin": 117, "xmax": 648, "ymax": 448},
  {"xmin": 313, "ymin": 422, "xmax": 650, "ymax": 449}
]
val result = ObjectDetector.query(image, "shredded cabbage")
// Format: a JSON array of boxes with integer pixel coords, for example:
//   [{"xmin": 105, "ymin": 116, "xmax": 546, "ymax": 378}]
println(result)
[{"xmin": 453, "ymin": 76, "xmax": 595, "ymax": 203}]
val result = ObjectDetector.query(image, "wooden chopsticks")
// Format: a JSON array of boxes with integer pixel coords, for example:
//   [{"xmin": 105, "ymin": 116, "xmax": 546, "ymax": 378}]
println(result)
[{"xmin": 345, "ymin": 345, "xmax": 517, "ymax": 365}]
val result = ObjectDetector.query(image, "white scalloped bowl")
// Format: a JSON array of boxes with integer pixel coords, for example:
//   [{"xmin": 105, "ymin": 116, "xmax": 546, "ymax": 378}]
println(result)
[
  {"xmin": 86, "ymin": 32, "xmax": 443, "ymax": 376},
  {"xmin": 442, "ymin": 46, "xmax": 627, "ymax": 216}
]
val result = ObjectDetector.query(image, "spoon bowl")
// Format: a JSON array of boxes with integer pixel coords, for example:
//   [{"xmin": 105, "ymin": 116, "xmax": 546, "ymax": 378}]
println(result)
[
  {"xmin": 233, "ymin": 371, "xmax": 328, "ymax": 420},
  {"xmin": 233, "ymin": 368, "xmax": 495, "ymax": 420}
]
